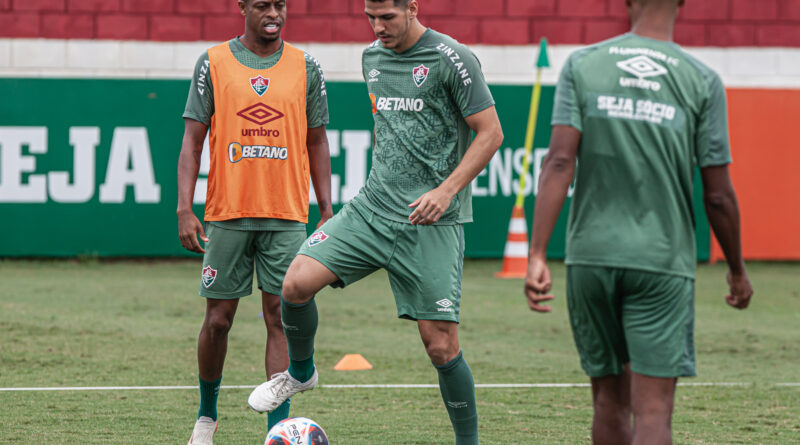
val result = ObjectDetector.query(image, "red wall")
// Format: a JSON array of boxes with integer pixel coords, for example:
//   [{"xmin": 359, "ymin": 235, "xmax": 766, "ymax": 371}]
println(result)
[{"xmin": 1, "ymin": 0, "xmax": 799, "ymax": 46}]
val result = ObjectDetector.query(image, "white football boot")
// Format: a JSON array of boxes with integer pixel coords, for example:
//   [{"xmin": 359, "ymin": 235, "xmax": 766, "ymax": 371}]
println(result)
[
  {"xmin": 248, "ymin": 369, "xmax": 318, "ymax": 413},
  {"xmin": 187, "ymin": 416, "xmax": 217, "ymax": 445}
]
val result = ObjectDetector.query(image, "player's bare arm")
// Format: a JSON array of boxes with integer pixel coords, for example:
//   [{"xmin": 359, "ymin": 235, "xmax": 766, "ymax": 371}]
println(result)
[
  {"xmin": 176, "ymin": 118, "xmax": 209, "ymax": 254},
  {"xmin": 408, "ymin": 106, "xmax": 503, "ymax": 225},
  {"xmin": 524, "ymin": 125, "xmax": 581, "ymax": 313},
  {"xmin": 307, "ymin": 125, "xmax": 334, "ymax": 228},
  {"xmin": 701, "ymin": 164, "xmax": 753, "ymax": 309}
]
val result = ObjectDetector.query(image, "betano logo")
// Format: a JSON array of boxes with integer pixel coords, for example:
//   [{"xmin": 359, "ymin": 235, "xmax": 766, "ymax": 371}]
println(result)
[
  {"xmin": 228, "ymin": 142, "xmax": 288, "ymax": 163},
  {"xmin": 237, "ymin": 103, "xmax": 285, "ymax": 126},
  {"xmin": 374, "ymin": 96, "xmax": 425, "ymax": 112}
]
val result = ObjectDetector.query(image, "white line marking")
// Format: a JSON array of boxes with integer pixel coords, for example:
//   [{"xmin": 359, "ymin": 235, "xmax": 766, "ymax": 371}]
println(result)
[{"xmin": 0, "ymin": 382, "xmax": 798, "ymax": 392}]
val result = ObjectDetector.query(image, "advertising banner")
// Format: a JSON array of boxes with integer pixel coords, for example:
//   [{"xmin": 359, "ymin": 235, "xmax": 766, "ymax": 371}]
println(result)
[{"xmin": 0, "ymin": 79, "xmax": 710, "ymax": 259}]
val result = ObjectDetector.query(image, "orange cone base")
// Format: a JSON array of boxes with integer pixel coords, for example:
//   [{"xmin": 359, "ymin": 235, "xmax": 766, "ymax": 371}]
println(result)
[
  {"xmin": 494, "ymin": 257, "xmax": 528, "ymax": 279},
  {"xmin": 333, "ymin": 353, "xmax": 373, "ymax": 371}
]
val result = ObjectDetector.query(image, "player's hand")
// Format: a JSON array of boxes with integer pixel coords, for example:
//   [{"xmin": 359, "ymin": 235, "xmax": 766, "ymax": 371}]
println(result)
[
  {"xmin": 524, "ymin": 255, "xmax": 554, "ymax": 313},
  {"xmin": 316, "ymin": 208, "xmax": 333, "ymax": 229},
  {"xmin": 408, "ymin": 187, "xmax": 453, "ymax": 225},
  {"xmin": 177, "ymin": 209, "xmax": 208, "ymax": 254},
  {"xmin": 725, "ymin": 270, "xmax": 753, "ymax": 310}
]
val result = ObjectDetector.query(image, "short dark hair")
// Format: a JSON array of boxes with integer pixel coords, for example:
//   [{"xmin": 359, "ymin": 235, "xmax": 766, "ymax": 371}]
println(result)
[{"xmin": 366, "ymin": 0, "xmax": 411, "ymax": 6}]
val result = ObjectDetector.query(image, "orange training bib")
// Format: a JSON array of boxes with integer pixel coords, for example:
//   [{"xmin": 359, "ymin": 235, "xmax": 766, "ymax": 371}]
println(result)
[{"xmin": 205, "ymin": 41, "xmax": 309, "ymax": 223}]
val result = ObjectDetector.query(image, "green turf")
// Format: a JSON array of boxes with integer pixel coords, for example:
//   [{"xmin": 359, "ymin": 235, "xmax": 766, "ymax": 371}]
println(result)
[{"xmin": 1, "ymin": 260, "xmax": 798, "ymax": 443}]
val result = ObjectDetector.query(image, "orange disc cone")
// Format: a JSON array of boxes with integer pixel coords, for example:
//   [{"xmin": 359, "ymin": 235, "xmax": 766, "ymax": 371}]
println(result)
[
  {"xmin": 333, "ymin": 354, "xmax": 373, "ymax": 371},
  {"xmin": 495, "ymin": 205, "xmax": 529, "ymax": 279}
]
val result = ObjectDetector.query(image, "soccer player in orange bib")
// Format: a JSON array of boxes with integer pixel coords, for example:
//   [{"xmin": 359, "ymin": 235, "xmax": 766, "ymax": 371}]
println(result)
[{"xmin": 177, "ymin": 1, "xmax": 332, "ymax": 444}]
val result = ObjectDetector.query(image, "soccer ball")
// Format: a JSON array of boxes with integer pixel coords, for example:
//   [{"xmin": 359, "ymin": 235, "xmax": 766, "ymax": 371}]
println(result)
[{"xmin": 266, "ymin": 417, "xmax": 329, "ymax": 445}]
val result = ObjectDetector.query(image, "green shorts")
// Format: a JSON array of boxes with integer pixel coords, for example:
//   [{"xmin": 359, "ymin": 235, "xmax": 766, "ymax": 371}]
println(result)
[
  {"xmin": 199, "ymin": 224, "xmax": 306, "ymax": 299},
  {"xmin": 297, "ymin": 200, "xmax": 464, "ymax": 322},
  {"xmin": 566, "ymin": 265, "xmax": 696, "ymax": 378}
]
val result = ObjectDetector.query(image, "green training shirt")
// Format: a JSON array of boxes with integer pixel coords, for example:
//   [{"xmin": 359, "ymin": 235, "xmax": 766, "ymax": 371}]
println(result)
[
  {"xmin": 553, "ymin": 33, "xmax": 732, "ymax": 278},
  {"xmin": 355, "ymin": 28, "xmax": 495, "ymax": 224},
  {"xmin": 183, "ymin": 38, "xmax": 329, "ymax": 231}
]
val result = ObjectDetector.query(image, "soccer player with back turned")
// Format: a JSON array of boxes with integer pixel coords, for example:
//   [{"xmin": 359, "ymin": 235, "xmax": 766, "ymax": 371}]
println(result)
[
  {"xmin": 247, "ymin": 1, "xmax": 504, "ymax": 443},
  {"xmin": 177, "ymin": 1, "xmax": 332, "ymax": 444},
  {"xmin": 525, "ymin": 0, "xmax": 754, "ymax": 444}
]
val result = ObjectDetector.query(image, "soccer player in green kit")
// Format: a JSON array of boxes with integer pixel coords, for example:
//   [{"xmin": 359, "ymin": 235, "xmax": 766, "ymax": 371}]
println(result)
[
  {"xmin": 525, "ymin": 1, "xmax": 754, "ymax": 444},
  {"xmin": 247, "ymin": 1, "xmax": 503, "ymax": 443}
]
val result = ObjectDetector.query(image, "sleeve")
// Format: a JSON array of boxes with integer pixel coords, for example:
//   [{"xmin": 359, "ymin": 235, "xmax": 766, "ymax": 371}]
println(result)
[
  {"xmin": 695, "ymin": 73, "xmax": 732, "ymax": 167},
  {"xmin": 551, "ymin": 54, "xmax": 583, "ymax": 132},
  {"xmin": 305, "ymin": 53, "xmax": 330, "ymax": 129},
  {"xmin": 444, "ymin": 48, "xmax": 495, "ymax": 118},
  {"xmin": 182, "ymin": 51, "xmax": 214, "ymax": 126}
]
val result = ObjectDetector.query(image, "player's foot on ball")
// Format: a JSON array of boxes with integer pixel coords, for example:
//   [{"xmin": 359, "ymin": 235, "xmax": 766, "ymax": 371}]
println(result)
[
  {"xmin": 187, "ymin": 416, "xmax": 217, "ymax": 445},
  {"xmin": 248, "ymin": 369, "xmax": 318, "ymax": 413}
]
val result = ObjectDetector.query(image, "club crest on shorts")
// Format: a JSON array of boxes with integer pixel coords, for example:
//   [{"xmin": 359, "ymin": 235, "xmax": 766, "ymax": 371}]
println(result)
[
  {"xmin": 308, "ymin": 231, "xmax": 329, "ymax": 247},
  {"xmin": 249, "ymin": 75, "xmax": 270, "ymax": 96},
  {"xmin": 201, "ymin": 265, "xmax": 217, "ymax": 288},
  {"xmin": 412, "ymin": 64, "xmax": 430, "ymax": 87}
]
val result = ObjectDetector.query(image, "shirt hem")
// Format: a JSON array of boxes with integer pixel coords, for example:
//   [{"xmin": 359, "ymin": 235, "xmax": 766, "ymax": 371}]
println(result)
[
  {"xmin": 205, "ymin": 213, "xmax": 308, "ymax": 224},
  {"xmin": 565, "ymin": 258, "xmax": 695, "ymax": 280},
  {"xmin": 355, "ymin": 199, "xmax": 470, "ymax": 226},
  {"xmin": 462, "ymin": 100, "xmax": 495, "ymax": 118}
]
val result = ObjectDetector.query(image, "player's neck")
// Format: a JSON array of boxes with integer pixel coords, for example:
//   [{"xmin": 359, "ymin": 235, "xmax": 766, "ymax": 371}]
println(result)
[
  {"xmin": 238, "ymin": 33, "xmax": 283, "ymax": 58},
  {"xmin": 393, "ymin": 21, "xmax": 427, "ymax": 54},
  {"xmin": 629, "ymin": 10, "xmax": 677, "ymax": 42}
]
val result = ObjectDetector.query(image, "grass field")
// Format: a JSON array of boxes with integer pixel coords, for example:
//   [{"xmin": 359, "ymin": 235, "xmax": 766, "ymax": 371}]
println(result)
[{"xmin": 1, "ymin": 259, "xmax": 798, "ymax": 444}]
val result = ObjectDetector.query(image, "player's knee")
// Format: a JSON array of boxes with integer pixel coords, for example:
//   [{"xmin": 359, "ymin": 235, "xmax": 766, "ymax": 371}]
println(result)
[
  {"xmin": 204, "ymin": 313, "xmax": 234, "ymax": 338},
  {"xmin": 281, "ymin": 276, "xmax": 311, "ymax": 304},
  {"xmin": 262, "ymin": 299, "xmax": 282, "ymax": 330},
  {"xmin": 424, "ymin": 341, "xmax": 458, "ymax": 366}
]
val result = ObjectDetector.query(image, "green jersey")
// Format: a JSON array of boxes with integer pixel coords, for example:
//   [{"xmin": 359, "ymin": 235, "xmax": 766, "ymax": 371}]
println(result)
[
  {"xmin": 553, "ymin": 33, "xmax": 731, "ymax": 278},
  {"xmin": 355, "ymin": 29, "xmax": 495, "ymax": 224},
  {"xmin": 183, "ymin": 38, "xmax": 329, "ymax": 231}
]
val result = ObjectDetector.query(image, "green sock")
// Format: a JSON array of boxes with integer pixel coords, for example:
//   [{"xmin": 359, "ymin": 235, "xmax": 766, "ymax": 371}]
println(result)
[
  {"xmin": 281, "ymin": 296, "xmax": 318, "ymax": 383},
  {"xmin": 435, "ymin": 351, "xmax": 479, "ymax": 445},
  {"xmin": 197, "ymin": 375, "xmax": 221, "ymax": 421},
  {"xmin": 267, "ymin": 398, "xmax": 291, "ymax": 431},
  {"xmin": 288, "ymin": 356, "xmax": 315, "ymax": 383}
]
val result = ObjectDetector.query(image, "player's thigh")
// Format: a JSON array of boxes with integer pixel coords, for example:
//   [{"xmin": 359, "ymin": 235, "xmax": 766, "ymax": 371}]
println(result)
[
  {"xmin": 296, "ymin": 201, "xmax": 388, "ymax": 287},
  {"xmin": 387, "ymin": 223, "xmax": 464, "ymax": 323},
  {"xmin": 566, "ymin": 265, "xmax": 628, "ymax": 377},
  {"xmin": 199, "ymin": 224, "xmax": 257, "ymax": 299},
  {"xmin": 253, "ymin": 230, "xmax": 306, "ymax": 295},
  {"xmin": 621, "ymin": 269, "xmax": 696, "ymax": 378}
]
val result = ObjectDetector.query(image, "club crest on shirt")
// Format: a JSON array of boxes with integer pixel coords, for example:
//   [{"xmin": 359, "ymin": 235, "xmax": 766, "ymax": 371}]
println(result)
[
  {"xmin": 249, "ymin": 75, "xmax": 270, "ymax": 96},
  {"xmin": 307, "ymin": 231, "xmax": 329, "ymax": 247},
  {"xmin": 412, "ymin": 64, "xmax": 430, "ymax": 87},
  {"xmin": 201, "ymin": 265, "xmax": 218, "ymax": 288}
]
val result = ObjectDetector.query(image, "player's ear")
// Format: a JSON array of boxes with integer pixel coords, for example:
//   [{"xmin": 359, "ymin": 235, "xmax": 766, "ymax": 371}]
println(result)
[
  {"xmin": 238, "ymin": 0, "xmax": 246, "ymax": 15},
  {"xmin": 407, "ymin": 0, "xmax": 419, "ymax": 20}
]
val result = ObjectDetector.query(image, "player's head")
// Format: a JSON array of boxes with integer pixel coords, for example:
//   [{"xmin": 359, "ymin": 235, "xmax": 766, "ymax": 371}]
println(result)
[
  {"xmin": 365, "ymin": 0, "xmax": 419, "ymax": 51},
  {"xmin": 238, "ymin": 0, "xmax": 286, "ymax": 44},
  {"xmin": 626, "ymin": 0, "xmax": 685, "ymax": 15}
]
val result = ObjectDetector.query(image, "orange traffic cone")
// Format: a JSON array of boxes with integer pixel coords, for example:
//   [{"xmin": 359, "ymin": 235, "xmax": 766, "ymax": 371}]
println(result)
[
  {"xmin": 495, "ymin": 205, "xmax": 529, "ymax": 278},
  {"xmin": 333, "ymin": 354, "xmax": 373, "ymax": 371}
]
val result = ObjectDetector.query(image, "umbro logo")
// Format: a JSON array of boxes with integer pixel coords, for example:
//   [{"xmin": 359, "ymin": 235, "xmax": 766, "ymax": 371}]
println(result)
[
  {"xmin": 616, "ymin": 56, "xmax": 667, "ymax": 78},
  {"xmin": 616, "ymin": 55, "xmax": 667, "ymax": 92},
  {"xmin": 368, "ymin": 69, "xmax": 380, "ymax": 82},
  {"xmin": 436, "ymin": 299, "xmax": 454, "ymax": 312}
]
